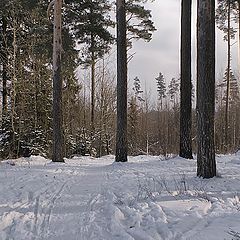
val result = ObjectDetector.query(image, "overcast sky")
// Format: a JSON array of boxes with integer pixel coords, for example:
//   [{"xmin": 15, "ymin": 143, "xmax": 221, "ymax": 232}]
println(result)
[{"xmin": 128, "ymin": 0, "xmax": 239, "ymax": 100}]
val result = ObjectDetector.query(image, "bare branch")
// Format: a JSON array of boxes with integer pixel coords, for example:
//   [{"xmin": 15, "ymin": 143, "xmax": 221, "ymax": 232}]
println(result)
[{"xmin": 47, "ymin": 0, "xmax": 55, "ymax": 22}]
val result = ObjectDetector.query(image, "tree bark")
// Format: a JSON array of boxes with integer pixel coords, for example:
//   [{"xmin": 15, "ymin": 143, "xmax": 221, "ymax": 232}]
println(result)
[
  {"xmin": 238, "ymin": 0, "xmax": 240, "ymax": 73},
  {"xmin": 91, "ymin": 50, "xmax": 95, "ymax": 134},
  {"xmin": 2, "ymin": 17, "xmax": 7, "ymax": 118},
  {"xmin": 115, "ymin": 0, "xmax": 128, "ymax": 162},
  {"xmin": 224, "ymin": 0, "xmax": 231, "ymax": 152},
  {"xmin": 52, "ymin": 0, "xmax": 64, "ymax": 162},
  {"xmin": 10, "ymin": 17, "xmax": 17, "ymax": 157},
  {"xmin": 180, "ymin": 0, "xmax": 193, "ymax": 159},
  {"xmin": 90, "ymin": 2, "xmax": 95, "ymax": 134},
  {"xmin": 197, "ymin": 0, "xmax": 216, "ymax": 178}
]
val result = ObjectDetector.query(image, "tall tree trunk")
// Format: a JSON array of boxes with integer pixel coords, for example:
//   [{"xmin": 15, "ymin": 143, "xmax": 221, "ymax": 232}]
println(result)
[
  {"xmin": 10, "ymin": 17, "xmax": 17, "ymax": 157},
  {"xmin": 224, "ymin": 0, "xmax": 231, "ymax": 152},
  {"xmin": 180, "ymin": 0, "xmax": 193, "ymax": 159},
  {"xmin": 2, "ymin": 17, "xmax": 7, "ymax": 119},
  {"xmin": 83, "ymin": 85, "xmax": 86, "ymax": 129},
  {"xmin": 197, "ymin": 0, "xmax": 216, "ymax": 178},
  {"xmin": 91, "ymin": 50, "xmax": 95, "ymax": 134},
  {"xmin": 90, "ymin": 3, "xmax": 95, "ymax": 136},
  {"xmin": 115, "ymin": 0, "xmax": 128, "ymax": 162},
  {"xmin": 98, "ymin": 58, "xmax": 105, "ymax": 157},
  {"xmin": 238, "ymin": 0, "xmax": 240, "ymax": 72},
  {"xmin": 52, "ymin": 0, "xmax": 64, "ymax": 162},
  {"xmin": 144, "ymin": 87, "xmax": 149, "ymax": 155}
]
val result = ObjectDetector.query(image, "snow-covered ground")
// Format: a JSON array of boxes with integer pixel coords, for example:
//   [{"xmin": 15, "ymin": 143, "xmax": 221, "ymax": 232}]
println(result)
[{"xmin": 0, "ymin": 154, "xmax": 240, "ymax": 240}]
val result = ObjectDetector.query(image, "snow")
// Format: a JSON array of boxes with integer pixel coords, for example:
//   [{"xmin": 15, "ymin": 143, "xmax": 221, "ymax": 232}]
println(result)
[{"xmin": 0, "ymin": 154, "xmax": 240, "ymax": 239}]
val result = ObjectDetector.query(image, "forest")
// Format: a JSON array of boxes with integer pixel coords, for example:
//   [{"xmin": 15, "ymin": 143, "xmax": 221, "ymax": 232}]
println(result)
[
  {"xmin": 0, "ymin": 0, "xmax": 240, "ymax": 173},
  {"xmin": 1, "ymin": 0, "xmax": 240, "ymax": 239}
]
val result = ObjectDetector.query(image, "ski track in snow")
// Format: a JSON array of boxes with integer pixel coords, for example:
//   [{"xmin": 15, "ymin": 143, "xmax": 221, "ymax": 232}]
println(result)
[{"xmin": 0, "ymin": 154, "xmax": 240, "ymax": 239}]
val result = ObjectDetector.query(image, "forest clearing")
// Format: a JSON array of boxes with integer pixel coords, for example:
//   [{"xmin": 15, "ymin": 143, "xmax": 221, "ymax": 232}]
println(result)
[
  {"xmin": 1, "ymin": 0, "xmax": 240, "ymax": 239},
  {"xmin": 0, "ymin": 154, "xmax": 240, "ymax": 239}
]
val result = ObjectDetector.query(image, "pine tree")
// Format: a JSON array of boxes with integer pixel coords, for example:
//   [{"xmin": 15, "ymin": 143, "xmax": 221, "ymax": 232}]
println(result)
[
  {"xmin": 229, "ymin": 73, "xmax": 240, "ymax": 104},
  {"xmin": 0, "ymin": 15, "xmax": 8, "ymax": 120},
  {"xmin": 222, "ymin": 69, "xmax": 240, "ymax": 106},
  {"xmin": 128, "ymin": 77, "xmax": 144, "ymax": 155},
  {"xmin": 197, "ymin": 0, "xmax": 216, "ymax": 178},
  {"xmin": 180, "ymin": 0, "xmax": 193, "ymax": 159},
  {"xmin": 0, "ymin": 0, "xmax": 105, "ymax": 159},
  {"xmin": 0, "ymin": 0, "xmax": 38, "ymax": 158},
  {"xmin": 126, "ymin": 0, "xmax": 156, "ymax": 47},
  {"xmin": 52, "ymin": 0, "xmax": 64, "ymax": 162},
  {"xmin": 116, "ymin": 0, "xmax": 128, "ymax": 162},
  {"xmin": 216, "ymin": 0, "xmax": 237, "ymax": 151},
  {"xmin": 66, "ymin": 0, "xmax": 114, "ymax": 133},
  {"xmin": 156, "ymin": 72, "xmax": 166, "ymax": 110},
  {"xmin": 128, "ymin": 96, "xmax": 139, "ymax": 155},
  {"xmin": 133, "ymin": 76, "xmax": 144, "ymax": 101},
  {"xmin": 155, "ymin": 72, "xmax": 167, "ymax": 155},
  {"xmin": 168, "ymin": 77, "xmax": 179, "ymax": 107}
]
